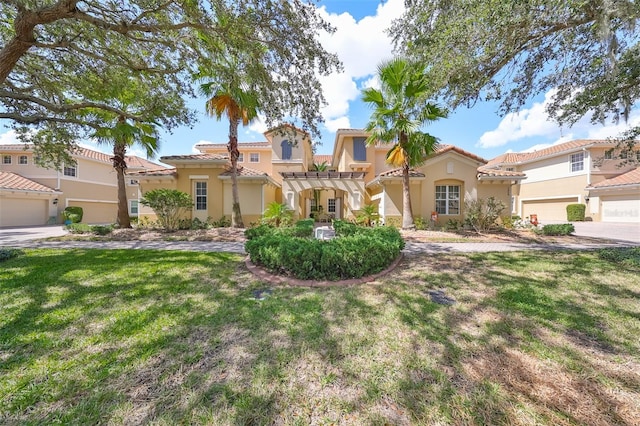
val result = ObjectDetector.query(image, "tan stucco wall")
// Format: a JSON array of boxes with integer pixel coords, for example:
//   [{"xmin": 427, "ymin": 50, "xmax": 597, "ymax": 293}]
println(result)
[
  {"xmin": 223, "ymin": 182, "xmax": 264, "ymax": 218},
  {"xmin": 137, "ymin": 179, "xmax": 177, "ymax": 223},
  {"xmin": 517, "ymin": 174, "xmax": 587, "ymax": 203}
]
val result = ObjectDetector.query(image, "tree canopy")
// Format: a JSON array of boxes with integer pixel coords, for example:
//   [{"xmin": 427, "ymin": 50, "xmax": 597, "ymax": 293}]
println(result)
[
  {"xmin": 1, "ymin": 0, "xmax": 340, "ymax": 166},
  {"xmin": 390, "ymin": 0, "xmax": 640, "ymax": 134}
]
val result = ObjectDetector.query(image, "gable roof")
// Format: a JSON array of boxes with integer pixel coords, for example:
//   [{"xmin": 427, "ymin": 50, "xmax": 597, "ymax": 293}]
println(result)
[
  {"xmin": 0, "ymin": 171, "xmax": 61, "ymax": 193},
  {"xmin": 160, "ymin": 153, "xmax": 228, "ymax": 163},
  {"xmin": 219, "ymin": 165, "xmax": 269, "ymax": 178},
  {"xmin": 313, "ymin": 155, "xmax": 332, "ymax": 166},
  {"xmin": 487, "ymin": 139, "xmax": 616, "ymax": 167},
  {"xmin": 588, "ymin": 167, "xmax": 640, "ymax": 189},
  {"xmin": 127, "ymin": 168, "xmax": 177, "ymax": 177},
  {"xmin": 195, "ymin": 142, "xmax": 271, "ymax": 151},
  {"xmin": 430, "ymin": 144, "xmax": 488, "ymax": 164}
]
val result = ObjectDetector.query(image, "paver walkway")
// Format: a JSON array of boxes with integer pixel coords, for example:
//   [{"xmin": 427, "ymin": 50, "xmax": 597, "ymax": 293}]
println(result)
[{"xmin": 4, "ymin": 239, "xmax": 636, "ymax": 254}]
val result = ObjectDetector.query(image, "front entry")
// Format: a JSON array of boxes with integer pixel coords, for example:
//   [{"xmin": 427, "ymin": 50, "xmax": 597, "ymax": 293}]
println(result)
[{"xmin": 193, "ymin": 180, "xmax": 208, "ymax": 221}]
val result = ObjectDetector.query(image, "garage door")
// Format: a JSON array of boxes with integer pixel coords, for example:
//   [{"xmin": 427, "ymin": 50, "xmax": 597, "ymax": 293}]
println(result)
[
  {"xmin": 68, "ymin": 201, "xmax": 117, "ymax": 224},
  {"xmin": 602, "ymin": 197, "xmax": 640, "ymax": 223},
  {"xmin": 521, "ymin": 197, "xmax": 579, "ymax": 222},
  {"xmin": 0, "ymin": 197, "xmax": 48, "ymax": 226}
]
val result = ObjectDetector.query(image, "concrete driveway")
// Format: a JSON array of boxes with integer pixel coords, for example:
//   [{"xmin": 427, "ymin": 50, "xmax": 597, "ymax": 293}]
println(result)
[
  {"xmin": 0, "ymin": 225, "xmax": 68, "ymax": 245},
  {"xmin": 568, "ymin": 221, "xmax": 640, "ymax": 244}
]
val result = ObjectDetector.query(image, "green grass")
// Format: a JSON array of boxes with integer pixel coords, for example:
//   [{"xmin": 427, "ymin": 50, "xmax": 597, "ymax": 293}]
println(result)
[{"xmin": 1, "ymin": 248, "xmax": 639, "ymax": 425}]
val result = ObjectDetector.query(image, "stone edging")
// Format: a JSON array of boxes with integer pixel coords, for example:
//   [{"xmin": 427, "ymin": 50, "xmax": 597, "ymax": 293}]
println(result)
[{"xmin": 244, "ymin": 253, "xmax": 404, "ymax": 287}]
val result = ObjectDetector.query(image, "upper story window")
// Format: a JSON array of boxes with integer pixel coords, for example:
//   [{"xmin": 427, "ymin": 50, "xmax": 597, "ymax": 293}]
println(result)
[
  {"xmin": 604, "ymin": 150, "xmax": 613, "ymax": 159},
  {"xmin": 353, "ymin": 137, "xmax": 367, "ymax": 161},
  {"xmin": 3, "ymin": 155, "xmax": 11, "ymax": 164},
  {"xmin": 506, "ymin": 167, "xmax": 514, "ymax": 172},
  {"xmin": 18, "ymin": 155, "xmax": 28, "ymax": 165},
  {"xmin": 237, "ymin": 152, "xmax": 244, "ymax": 162},
  {"xmin": 63, "ymin": 164, "xmax": 77, "ymax": 177},
  {"xmin": 250, "ymin": 153, "xmax": 259, "ymax": 163},
  {"xmin": 281, "ymin": 140, "xmax": 292, "ymax": 160},
  {"xmin": 570, "ymin": 152, "xmax": 584, "ymax": 172}
]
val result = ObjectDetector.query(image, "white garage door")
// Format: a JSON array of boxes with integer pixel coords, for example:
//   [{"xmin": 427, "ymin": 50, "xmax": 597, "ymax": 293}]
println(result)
[
  {"xmin": 521, "ymin": 197, "xmax": 579, "ymax": 222},
  {"xmin": 602, "ymin": 197, "xmax": 640, "ymax": 223},
  {"xmin": 0, "ymin": 197, "xmax": 48, "ymax": 226}
]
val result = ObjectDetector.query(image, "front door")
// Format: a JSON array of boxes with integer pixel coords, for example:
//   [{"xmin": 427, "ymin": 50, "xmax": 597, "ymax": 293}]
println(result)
[{"xmin": 193, "ymin": 180, "xmax": 208, "ymax": 221}]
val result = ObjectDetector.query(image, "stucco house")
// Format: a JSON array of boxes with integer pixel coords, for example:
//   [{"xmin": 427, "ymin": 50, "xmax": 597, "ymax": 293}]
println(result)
[
  {"xmin": 130, "ymin": 126, "xmax": 523, "ymax": 226},
  {"xmin": 0, "ymin": 144, "xmax": 163, "ymax": 226},
  {"xmin": 484, "ymin": 139, "xmax": 640, "ymax": 223}
]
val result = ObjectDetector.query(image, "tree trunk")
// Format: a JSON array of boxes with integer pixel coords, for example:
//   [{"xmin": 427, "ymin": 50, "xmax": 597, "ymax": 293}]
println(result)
[
  {"xmin": 113, "ymin": 140, "xmax": 132, "ymax": 228},
  {"xmin": 399, "ymin": 133, "xmax": 415, "ymax": 230},
  {"xmin": 228, "ymin": 119, "xmax": 245, "ymax": 228}
]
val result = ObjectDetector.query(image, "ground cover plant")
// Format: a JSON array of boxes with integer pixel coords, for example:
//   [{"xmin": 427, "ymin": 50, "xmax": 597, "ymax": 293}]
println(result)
[{"xmin": 1, "ymin": 248, "xmax": 638, "ymax": 425}]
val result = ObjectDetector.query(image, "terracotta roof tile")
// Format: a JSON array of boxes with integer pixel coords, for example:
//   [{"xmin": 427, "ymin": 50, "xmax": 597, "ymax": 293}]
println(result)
[
  {"xmin": 0, "ymin": 171, "xmax": 59, "ymax": 193},
  {"xmin": 432, "ymin": 145, "xmax": 488, "ymax": 163},
  {"xmin": 378, "ymin": 168, "xmax": 425, "ymax": 178},
  {"xmin": 589, "ymin": 167, "xmax": 640, "ymax": 188},
  {"xmin": 125, "ymin": 156, "xmax": 166, "ymax": 170},
  {"xmin": 489, "ymin": 139, "xmax": 618, "ymax": 166},
  {"xmin": 313, "ymin": 155, "xmax": 332, "ymax": 166},
  {"xmin": 477, "ymin": 167, "xmax": 526, "ymax": 178},
  {"xmin": 126, "ymin": 168, "xmax": 177, "ymax": 177},
  {"xmin": 160, "ymin": 153, "xmax": 228, "ymax": 162},
  {"xmin": 195, "ymin": 142, "xmax": 271, "ymax": 151},
  {"xmin": 220, "ymin": 166, "xmax": 268, "ymax": 177}
]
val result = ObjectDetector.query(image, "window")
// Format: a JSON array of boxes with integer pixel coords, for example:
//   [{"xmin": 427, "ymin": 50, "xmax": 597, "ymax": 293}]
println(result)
[
  {"xmin": 281, "ymin": 140, "xmax": 292, "ymax": 160},
  {"xmin": 636, "ymin": 151, "xmax": 640, "ymax": 162},
  {"xmin": 353, "ymin": 137, "xmax": 367, "ymax": 161},
  {"xmin": 310, "ymin": 197, "xmax": 317, "ymax": 212},
  {"xmin": 237, "ymin": 152, "xmax": 244, "ymax": 162},
  {"xmin": 19, "ymin": 155, "xmax": 28, "ymax": 165},
  {"xmin": 570, "ymin": 152, "xmax": 584, "ymax": 172},
  {"xmin": 435, "ymin": 185, "xmax": 460, "ymax": 215},
  {"xmin": 63, "ymin": 164, "xmax": 77, "ymax": 177},
  {"xmin": 2, "ymin": 155, "xmax": 11, "ymax": 164},
  {"xmin": 327, "ymin": 198, "xmax": 336, "ymax": 213},
  {"xmin": 604, "ymin": 150, "xmax": 613, "ymax": 159},
  {"xmin": 195, "ymin": 182, "xmax": 207, "ymax": 210},
  {"xmin": 250, "ymin": 153, "xmax": 259, "ymax": 163},
  {"xmin": 129, "ymin": 200, "xmax": 139, "ymax": 215},
  {"xmin": 506, "ymin": 167, "xmax": 514, "ymax": 172}
]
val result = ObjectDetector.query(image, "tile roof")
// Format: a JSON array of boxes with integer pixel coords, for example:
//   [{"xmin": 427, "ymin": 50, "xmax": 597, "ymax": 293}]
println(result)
[
  {"xmin": 477, "ymin": 167, "xmax": 526, "ymax": 178},
  {"xmin": 313, "ymin": 155, "xmax": 332, "ymax": 166},
  {"xmin": 125, "ymin": 156, "xmax": 166, "ymax": 170},
  {"xmin": 0, "ymin": 171, "xmax": 60, "ymax": 193},
  {"xmin": 220, "ymin": 166, "xmax": 269, "ymax": 177},
  {"xmin": 160, "ymin": 153, "xmax": 228, "ymax": 162},
  {"xmin": 378, "ymin": 168, "xmax": 426, "ymax": 178},
  {"xmin": 488, "ymin": 139, "xmax": 617, "ymax": 166},
  {"xmin": 432, "ymin": 145, "xmax": 488, "ymax": 164},
  {"xmin": 195, "ymin": 142, "xmax": 271, "ymax": 150},
  {"xmin": 588, "ymin": 167, "xmax": 640, "ymax": 189},
  {"xmin": 127, "ymin": 168, "xmax": 177, "ymax": 177}
]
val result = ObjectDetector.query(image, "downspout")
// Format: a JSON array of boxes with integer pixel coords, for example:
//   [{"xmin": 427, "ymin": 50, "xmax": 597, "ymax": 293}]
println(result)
[{"xmin": 584, "ymin": 148, "xmax": 591, "ymax": 186}]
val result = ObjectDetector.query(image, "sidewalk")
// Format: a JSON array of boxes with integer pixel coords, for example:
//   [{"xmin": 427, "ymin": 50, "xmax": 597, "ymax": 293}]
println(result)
[{"xmin": 4, "ymin": 239, "xmax": 635, "ymax": 254}]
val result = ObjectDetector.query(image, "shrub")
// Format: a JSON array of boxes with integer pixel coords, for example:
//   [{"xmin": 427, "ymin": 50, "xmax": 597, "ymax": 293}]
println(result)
[
  {"xmin": 445, "ymin": 219, "xmax": 461, "ymax": 231},
  {"xmin": 413, "ymin": 216, "xmax": 428, "ymax": 230},
  {"xmin": 62, "ymin": 206, "xmax": 83, "ymax": 223},
  {"xmin": 245, "ymin": 225, "xmax": 404, "ymax": 281},
  {"xmin": 464, "ymin": 197, "xmax": 506, "ymax": 232},
  {"xmin": 262, "ymin": 202, "xmax": 293, "ymax": 227},
  {"xmin": 541, "ymin": 223, "xmax": 575, "ymax": 236},
  {"xmin": 0, "ymin": 248, "xmax": 24, "ymax": 262},
  {"xmin": 66, "ymin": 223, "xmax": 92, "ymax": 233},
  {"xmin": 566, "ymin": 204, "xmax": 586, "ymax": 221},
  {"xmin": 91, "ymin": 224, "xmax": 113, "ymax": 235},
  {"xmin": 140, "ymin": 189, "xmax": 193, "ymax": 231},
  {"xmin": 598, "ymin": 247, "xmax": 640, "ymax": 267},
  {"xmin": 211, "ymin": 216, "xmax": 231, "ymax": 228}
]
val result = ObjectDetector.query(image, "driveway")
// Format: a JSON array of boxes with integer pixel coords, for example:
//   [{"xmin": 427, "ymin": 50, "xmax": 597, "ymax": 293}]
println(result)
[
  {"xmin": 0, "ymin": 225, "xmax": 68, "ymax": 244},
  {"xmin": 563, "ymin": 221, "xmax": 640, "ymax": 244}
]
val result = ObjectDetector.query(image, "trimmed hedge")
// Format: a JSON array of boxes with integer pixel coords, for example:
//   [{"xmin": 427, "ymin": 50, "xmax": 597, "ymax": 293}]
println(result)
[
  {"xmin": 566, "ymin": 204, "xmax": 586, "ymax": 221},
  {"xmin": 245, "ymin": 223, "xmax": 404, "ymax": 281},
  {"xmin": 63, "ymin": 206, "xmax": 83, "ymax": 223},
  {"xmin": 541, "ymin": 223, "xmax": 575, "ymax": 236}
]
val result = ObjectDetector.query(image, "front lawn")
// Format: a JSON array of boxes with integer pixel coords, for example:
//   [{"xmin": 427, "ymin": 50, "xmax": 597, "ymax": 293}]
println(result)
[{"xmin": 1, "ymin": 248, "xmax": 639, "ymax": 425}]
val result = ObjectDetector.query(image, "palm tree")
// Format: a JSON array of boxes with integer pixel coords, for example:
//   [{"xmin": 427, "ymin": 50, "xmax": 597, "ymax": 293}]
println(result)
[
  {"xmin": 200, "ymin": 81, "xmax": 259, "ymax": 228},
  {"xmin": 362, "ymin": 57, "xmax": 447, "ymax": 229},
  {"xmin": 93, "ymin": 116, "xmax": 159, "ymax": 228}
]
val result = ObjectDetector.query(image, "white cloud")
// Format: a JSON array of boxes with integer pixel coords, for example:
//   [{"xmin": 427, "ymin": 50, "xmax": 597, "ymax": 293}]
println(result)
[
  {"xmin": 477, "ymin": 90, "xmax": 560, "ymax": 148},
  {"xmin": 0, "ymin": 130, "xmax": 19, "ymax": 144},
  {"xmin": 316, "ymin": 0, "xmax": 404, "ymax": 131},
  {"xmin": 478, "ymin": 88, "xmax": 640, "ymax": 151},
  {"xmin": 324, "ymin": 116, "xmax": 351, "ymax": 133}
]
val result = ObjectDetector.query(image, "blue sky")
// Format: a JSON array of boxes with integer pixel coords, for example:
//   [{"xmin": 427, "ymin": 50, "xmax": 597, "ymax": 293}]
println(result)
[{"xmin": 2, "ymin": 0, "xmax": 638, "ymax": 162}]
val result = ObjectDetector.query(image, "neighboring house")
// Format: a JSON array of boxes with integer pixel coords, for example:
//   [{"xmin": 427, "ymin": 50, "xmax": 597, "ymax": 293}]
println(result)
[
  {"xmin": 0, "ymin": 144, "xmax": 164, "ymax": 226},
  {"xmin": 131, "ymin": 126, "xmax": 523, "ymax": 226},
  {"xmin": 484, "ymin": 139, "xmax": 640, "ymax": 223}
]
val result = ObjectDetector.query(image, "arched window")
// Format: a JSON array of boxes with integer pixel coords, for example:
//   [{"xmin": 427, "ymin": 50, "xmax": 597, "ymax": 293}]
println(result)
[{"xmin": 281, "ymin": 140, "xmax": 293, "ymax": 160}]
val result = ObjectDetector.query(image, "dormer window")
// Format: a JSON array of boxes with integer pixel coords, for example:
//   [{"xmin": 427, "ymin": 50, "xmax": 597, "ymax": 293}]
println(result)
[
  {"xmin": 353, "ymin": 137, "xmax": 367, "ymax": 161},
  {"xmin": 281, "ymin": 140, "xmax": 292, "ymax": 160}
]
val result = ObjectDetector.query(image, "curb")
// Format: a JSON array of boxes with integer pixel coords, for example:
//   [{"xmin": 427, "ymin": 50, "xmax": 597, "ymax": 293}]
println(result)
[{"xmin": 244, "ymin": 253, "xmax": 404, "ymax": 287}]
